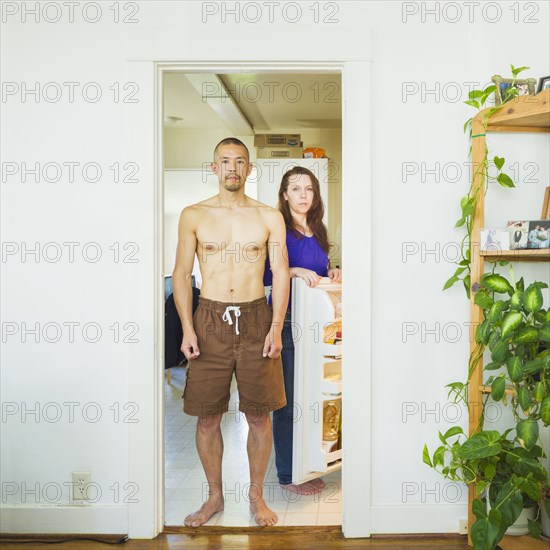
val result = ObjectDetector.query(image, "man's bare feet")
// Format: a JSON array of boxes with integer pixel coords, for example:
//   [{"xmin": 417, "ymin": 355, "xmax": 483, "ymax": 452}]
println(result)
[
  {"xmin": 250, "ymin": 499, "xmax": 278, "ymax": 526},
  {"xmin": 280, "ymin": 478, "xmax": 325, "ymax": 495},
  {"xmin": 184, "ymin": 497, "xmax": 224, "ymax": 527}
]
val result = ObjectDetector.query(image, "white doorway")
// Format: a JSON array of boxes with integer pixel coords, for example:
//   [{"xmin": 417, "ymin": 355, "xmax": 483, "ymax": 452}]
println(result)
[
  {"xmin": 161, "ymin": 71, "xmax": 343, "ymax": 527},
  {"xmin": 127, "ymin": 26, "xmax": 372, "ymax": 537}
]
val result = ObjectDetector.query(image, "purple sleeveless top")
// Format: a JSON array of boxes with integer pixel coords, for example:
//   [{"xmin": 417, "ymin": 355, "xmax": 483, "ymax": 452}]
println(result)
[{"xmin": 264, "ymin": 229, "xmax": 329, "ymax": 310}]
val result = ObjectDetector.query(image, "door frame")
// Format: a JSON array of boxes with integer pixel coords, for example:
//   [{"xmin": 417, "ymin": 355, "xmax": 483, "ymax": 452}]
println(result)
[{"xmin": 127, "ymin": 28, "xmax": 372, "ymax": 538}]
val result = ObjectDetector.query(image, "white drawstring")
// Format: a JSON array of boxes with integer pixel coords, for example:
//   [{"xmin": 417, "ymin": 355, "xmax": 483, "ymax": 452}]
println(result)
[{"xmin": 222, "ymin": 306, "xmax": 241, "ymax": 335}]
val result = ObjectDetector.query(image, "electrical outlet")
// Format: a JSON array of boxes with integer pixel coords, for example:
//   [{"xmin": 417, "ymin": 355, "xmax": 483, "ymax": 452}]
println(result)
[
  {"xmin": 458, "ymin": 519, "xmax": 468, "ymax": 535},
  {"xmin": 72, "ymin": 471, "xmax": 91, "ymax": 501}
]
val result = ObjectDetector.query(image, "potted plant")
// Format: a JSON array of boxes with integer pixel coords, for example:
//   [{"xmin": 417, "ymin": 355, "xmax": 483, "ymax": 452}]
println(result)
[
  {"xmin": 424, "ymin": 429, "xmax": 547, "ymax": 548},
  {"xmin": 474, "ymin": 268, "xmax": 550, "ymax": 542},
  {"xmin": 425, "ymin": 267, "xmax": 550, "ymax": 549}
]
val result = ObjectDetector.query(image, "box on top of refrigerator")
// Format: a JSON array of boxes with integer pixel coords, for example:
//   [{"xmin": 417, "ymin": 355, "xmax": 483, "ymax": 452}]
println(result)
[
  {"xmin": 256, "ymin": 147, "xmax": 303, "ymax": 159},
  {"xmin": 254, "ymin": 134, "xmax": 301, "ymax": 147}
]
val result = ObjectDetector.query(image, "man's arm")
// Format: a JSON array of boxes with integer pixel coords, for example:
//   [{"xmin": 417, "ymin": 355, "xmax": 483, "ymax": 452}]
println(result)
[
  {"xmin": 172, "ymin": 207, "xmax": 200, "ymax": 359},
  {"xmin": 263, "ymin": 210, "xmax": 290, "ymax": 358}
]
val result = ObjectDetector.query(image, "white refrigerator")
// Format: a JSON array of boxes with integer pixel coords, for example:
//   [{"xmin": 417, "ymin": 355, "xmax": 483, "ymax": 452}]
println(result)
[{"xmin": 291, "ymin": 277, "xmax": 342, "ymax": 484}]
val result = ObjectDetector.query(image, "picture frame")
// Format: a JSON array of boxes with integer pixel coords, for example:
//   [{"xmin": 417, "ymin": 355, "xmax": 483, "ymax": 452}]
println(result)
[
  {"xmin": 480, "ymin": 228, "xmax": 510, "ymax": 252},
  {"xmin": 506, "ymin": 220, "xmax": 529, "ymax": 250},
  {"xmin": 492, "ymin": 75, "xmax": 537, "ymax": 105},
  {"xmin": 536, "ymin": 76, "xmax": 550, "ymax": 94},
  {"xmin": 542, "ymin": 186, "xmax": 550, "ymax": 220},
  {"xmin": 526, "ymin": 220, "xmax": 550, "ymax": 249}
]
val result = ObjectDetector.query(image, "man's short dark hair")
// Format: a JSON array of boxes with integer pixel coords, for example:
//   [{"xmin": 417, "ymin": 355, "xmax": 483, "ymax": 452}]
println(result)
[{"xmin": 213, "ymin": 137, "xmax": 250, "ymax": 161}]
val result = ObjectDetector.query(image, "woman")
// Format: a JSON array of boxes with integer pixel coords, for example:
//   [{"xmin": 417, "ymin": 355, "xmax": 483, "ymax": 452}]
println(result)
[{"xmin": 265, "ymin": 166, "xmax": 341, "ymax": 495}]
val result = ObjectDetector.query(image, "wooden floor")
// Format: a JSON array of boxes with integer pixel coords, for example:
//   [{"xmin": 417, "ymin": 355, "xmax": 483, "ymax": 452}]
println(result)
[{"xmin": 1, "ymin": 530, "xmax": 548, "ymax": 549}]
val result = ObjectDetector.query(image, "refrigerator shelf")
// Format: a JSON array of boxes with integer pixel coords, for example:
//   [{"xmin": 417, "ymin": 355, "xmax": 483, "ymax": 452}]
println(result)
[
  {"xmin": 321, "ymin": 380, "xmax": 342, "ymax": 394},
  {"xmin": 311, "ymin": 448, "xmax": 342, "ymax": 472},
  {"xmin": 323, "ymin": 342, "xmax": 342, "ymax": 358},
  {"xmin": 326, "ymin": 449, "xmax": 342, "ymax": 464}
]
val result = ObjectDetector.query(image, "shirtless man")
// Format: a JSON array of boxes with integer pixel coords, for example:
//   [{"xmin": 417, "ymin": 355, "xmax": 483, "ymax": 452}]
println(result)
[{"xmin": 172, "ymin": 137, "xmax": 290, "ymax": 527}]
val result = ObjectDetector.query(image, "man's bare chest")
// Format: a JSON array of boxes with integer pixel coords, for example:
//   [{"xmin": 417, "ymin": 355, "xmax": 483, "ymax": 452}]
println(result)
[{"xmin": 195, "ymin": 213, "xmax": 269, "ymax": 264}]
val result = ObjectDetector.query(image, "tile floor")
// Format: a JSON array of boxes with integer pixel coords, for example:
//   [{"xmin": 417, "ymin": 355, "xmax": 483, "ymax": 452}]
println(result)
[{"xmin": 164, "ymin": 366, "xmax": 342, "ymax": 527}]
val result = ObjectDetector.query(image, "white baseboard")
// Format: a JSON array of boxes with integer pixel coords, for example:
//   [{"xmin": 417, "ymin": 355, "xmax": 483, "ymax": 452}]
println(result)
[
  {"xmin": 370, "ymin": 504, "xmax": 467, "ymax": 534},
  {"xmin": 0, "ymin": 505, "xmax": 127, "ymax": 534}
]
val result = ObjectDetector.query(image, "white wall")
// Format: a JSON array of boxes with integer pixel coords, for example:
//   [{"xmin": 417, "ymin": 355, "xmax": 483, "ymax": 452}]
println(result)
[
  {"xmin": 1, "ymin": 5, "xmax": 135, "ymax": 534},
  {"xmin": 1, "ymin": 0, "xmax": 549, "ymax": 537}
]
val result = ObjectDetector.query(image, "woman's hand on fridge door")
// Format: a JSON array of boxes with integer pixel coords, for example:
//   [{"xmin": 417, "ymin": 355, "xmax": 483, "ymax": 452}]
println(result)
[
  {"xmin": 290, "ymin": 267, "xmax": 323, "ymax": 287},
  {"xmin": 328, "ymin": 268, "xmax": 342, "ymax": 283}
]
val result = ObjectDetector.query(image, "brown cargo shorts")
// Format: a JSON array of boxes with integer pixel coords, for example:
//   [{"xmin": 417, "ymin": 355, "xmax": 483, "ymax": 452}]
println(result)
[{"xmin": 182, "ymin": 296, "xmax": 287, "ymax": 417}]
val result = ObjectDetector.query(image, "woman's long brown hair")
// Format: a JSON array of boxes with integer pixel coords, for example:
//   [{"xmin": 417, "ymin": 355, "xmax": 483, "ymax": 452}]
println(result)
[{"xmin": 277, "ymin": 166, "xmax": 330, "ymax": 254}]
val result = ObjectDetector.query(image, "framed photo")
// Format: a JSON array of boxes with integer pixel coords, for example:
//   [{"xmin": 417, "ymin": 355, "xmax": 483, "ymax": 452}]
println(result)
[
  {"xmin": 537, "ymin": 76, "xmax": 550, "ymax": 94},
  {"xmin": 526, "ymin": 220, "xmax": 550, "ymax": 249},
  {"xmin": 480, "ymin": 228, "xmax": 510, "ymax": 252},
  {"xmin": 541, "ymin": 186, "xmax": 550, "ymax": 220},
  {"xmin": 506, "ymin": 220, "xmax": 529, "ymax": 250},
  {"xmin": 492, "ymin": 75, "xmax": 537, "ymax": 105}
]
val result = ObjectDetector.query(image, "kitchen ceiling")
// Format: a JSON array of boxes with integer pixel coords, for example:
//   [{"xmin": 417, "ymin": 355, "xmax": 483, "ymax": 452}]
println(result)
[{"xmin": 164, "ymin": 72, "xmax": 342, "ymax": 132}]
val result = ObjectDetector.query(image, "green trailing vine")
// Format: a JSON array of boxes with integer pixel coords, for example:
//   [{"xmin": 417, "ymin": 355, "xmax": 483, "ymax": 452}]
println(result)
[{"xmin": 443, "ymin": 65, "xmax": 530, "ymax": 298}]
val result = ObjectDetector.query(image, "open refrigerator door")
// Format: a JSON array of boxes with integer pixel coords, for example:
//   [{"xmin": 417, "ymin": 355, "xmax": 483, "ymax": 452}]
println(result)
[{"xmin": 291, "ymin": 277, "xmax": 342, "ymax": 484}]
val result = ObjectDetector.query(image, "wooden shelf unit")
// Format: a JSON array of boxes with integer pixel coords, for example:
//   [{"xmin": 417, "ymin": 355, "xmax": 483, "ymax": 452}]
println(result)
[
  {"xmin": 468, "ymin": 89, "xmax": 550, "ymax": 539},
  {"xmin": 480, "ymin": 248, "xmax": 550, "ymax": 262}
]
